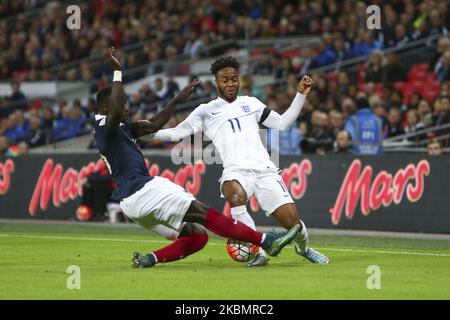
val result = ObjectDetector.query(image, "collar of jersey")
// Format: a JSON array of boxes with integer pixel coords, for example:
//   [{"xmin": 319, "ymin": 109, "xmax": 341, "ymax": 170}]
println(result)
[{"xmin": 217, "ymin": 96, "xmax": 239, "ymax": 104}]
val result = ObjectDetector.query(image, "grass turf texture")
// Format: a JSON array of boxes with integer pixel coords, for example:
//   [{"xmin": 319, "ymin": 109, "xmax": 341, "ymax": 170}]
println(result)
[{"xmin": 1, "ymin": 222, "xmax": 449, "ymax": 300}]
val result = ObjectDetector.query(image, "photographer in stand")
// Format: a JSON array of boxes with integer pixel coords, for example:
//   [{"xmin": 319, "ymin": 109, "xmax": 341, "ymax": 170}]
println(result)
[{"xmin": 334, "ymin": 130, "xmax": 354, "ymax": 154}]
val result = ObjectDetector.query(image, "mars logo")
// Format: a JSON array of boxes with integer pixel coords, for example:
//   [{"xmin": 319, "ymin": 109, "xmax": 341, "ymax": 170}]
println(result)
[
  {"xmin": 29, "ymin": 159, "xmax": 105, "ymax": 215},
  {"xmin": 280, "ymin": 160, "xmax": 313, "ymax": 199},
  {"xmin": 29, "ymin": 158, "xmax": 206, "ymax": 216},
  {"xmin": 331, "ymin": 159, "xmax": 430, "ymax": 225},
  {"xmin": 0, "ymin": 159, "xmax": 15, "ymax": 196},
  {"xmin": 145, "ymin": 159, "xmax": 206, "ymax": 195}
]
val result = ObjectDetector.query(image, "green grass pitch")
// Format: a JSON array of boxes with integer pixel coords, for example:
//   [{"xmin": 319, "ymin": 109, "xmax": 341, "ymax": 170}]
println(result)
[{"xmin": 1, "ymin": 222, "xmax": 449, "ymax": 300}]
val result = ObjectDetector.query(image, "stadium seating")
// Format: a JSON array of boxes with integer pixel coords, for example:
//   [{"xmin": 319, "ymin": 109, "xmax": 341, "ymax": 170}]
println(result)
[{"xmin": 0, "ymin": 1, "xmax": 449, "ymax": 155}]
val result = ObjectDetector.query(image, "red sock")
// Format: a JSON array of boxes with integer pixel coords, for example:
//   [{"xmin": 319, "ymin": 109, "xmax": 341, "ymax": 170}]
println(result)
[
  {"xmin": 204, "ymin": 208, "xmax": 264, "ymax": 245},
  {"xmin": 153, "ymin": 233, "xmax": 208, "ymax": 263}
]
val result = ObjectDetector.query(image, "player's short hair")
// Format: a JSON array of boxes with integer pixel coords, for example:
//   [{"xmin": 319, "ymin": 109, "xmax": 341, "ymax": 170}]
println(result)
[
  {"xmin": 96, "ymin": 87, "xmax": 112, "ymax": 109},
  {"xmin": 210, "ymin": 55, "xmax": 240, "ymax": 76}
]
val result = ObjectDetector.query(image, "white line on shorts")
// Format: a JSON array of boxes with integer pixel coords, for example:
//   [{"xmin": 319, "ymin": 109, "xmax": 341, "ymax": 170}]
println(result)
[{"xmin": 1, "ymin": 233, "xmax": 449, "ymax": 257}]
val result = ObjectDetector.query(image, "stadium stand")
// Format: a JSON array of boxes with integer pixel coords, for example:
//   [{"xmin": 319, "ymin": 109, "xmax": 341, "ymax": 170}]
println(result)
[{"xmin": 1, "ymin": 0, "xmax": 449, "ymax": 156}]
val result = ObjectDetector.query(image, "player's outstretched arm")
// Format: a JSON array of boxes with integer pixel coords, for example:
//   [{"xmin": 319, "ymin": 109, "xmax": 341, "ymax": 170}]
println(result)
[
  {"xmin": 261, "ymin": 75, "xmax": 313, "ymax": 131},
  {"xmin": 140, "ymin": 115, "xmax": 202, "ymax": 142},
  {"xmin": 133, "ymin": 79, "xmax": 201, "ymax": 137},
  {"xmin": 104, "ymin": 47, "xmax": 125, "ymax": 134}
]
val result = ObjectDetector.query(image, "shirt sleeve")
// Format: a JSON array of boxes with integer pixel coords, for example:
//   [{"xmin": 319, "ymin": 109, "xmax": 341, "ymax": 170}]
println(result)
[
  {"xmin": 141, "ymin": 106, "xmax": 204, "ymax": 142},
  {"xmin": 251, "ymin": 97, "xmax": 272, "ymax": 124},
  {"xmin": 124, "ymin": 122, "xmax": 139, "ymax": 138},
  {"xmin": 261, "ymin": 93, "xmax": 306, "ymax": 131}
]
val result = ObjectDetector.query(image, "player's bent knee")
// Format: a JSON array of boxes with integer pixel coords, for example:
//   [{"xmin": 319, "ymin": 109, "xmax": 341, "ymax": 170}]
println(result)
[
  {"xmin": 228, "ymin": 193, "xmax": 246, "ymax": 207},
  {"xmin": 188, "ymin": 200, "xmax": 209, "ymax": 215},
  {"xmin": 180, "ymin": 222, "xmax": 207, "ymax": 237}
]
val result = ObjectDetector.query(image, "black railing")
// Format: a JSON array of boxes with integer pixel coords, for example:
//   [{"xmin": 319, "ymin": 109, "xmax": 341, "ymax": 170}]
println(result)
[{"xmin": 305, "ymin": 34, "xmax": 441, "ymax": 80}]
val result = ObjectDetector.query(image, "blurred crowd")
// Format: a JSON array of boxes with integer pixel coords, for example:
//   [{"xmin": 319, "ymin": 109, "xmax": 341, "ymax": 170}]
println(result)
[
  {"xmin": 0, "ymin": 80, "xmax": 97, "ymax": 156},
  {"xmin": 1, "ymin": 0, "xmax": 449, "ymax": 82},
  {"xmin": 1, "ymin": 0, "xmax": 450, "ymax": 156},
  {"xmin": 258, "ymin": 72, "xmax": 449, "ymax": 156},
  {"xmin": 0, "ymin": 77, "xmax": 219, "ymax": 155},
  {"xmin": 2, "ymin": 65, "xmax": 448, "ymax": 156}
]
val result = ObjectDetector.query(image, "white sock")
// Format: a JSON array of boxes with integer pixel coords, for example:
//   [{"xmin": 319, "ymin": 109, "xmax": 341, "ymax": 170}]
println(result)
[
  {"xmin": 294, "ymin": 220, "xmax": 309, "ymax": 254},
  {"xmin": 230, "ymin": 205, "xmax": 266, "ymax": 256},
  {"xmin": 230, "ymin": 205, "xmax": 256, "ymax": 230}
]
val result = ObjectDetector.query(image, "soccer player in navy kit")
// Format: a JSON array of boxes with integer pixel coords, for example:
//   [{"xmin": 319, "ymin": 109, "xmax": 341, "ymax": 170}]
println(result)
[{"xmin": 95, "ymin": 47, "xmax": 300, "ymax": 268}]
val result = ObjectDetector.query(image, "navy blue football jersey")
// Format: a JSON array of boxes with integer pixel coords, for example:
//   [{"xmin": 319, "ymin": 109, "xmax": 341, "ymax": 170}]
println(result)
[{"xmin": 94, "ymin": 114, "xmax": 153, "ymax": 201}]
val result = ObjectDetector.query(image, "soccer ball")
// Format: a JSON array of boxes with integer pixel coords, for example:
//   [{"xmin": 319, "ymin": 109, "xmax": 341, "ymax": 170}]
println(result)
[
  {"xmin": 76, "ymin": 205, "xmax": 93, "ymax": 221},
  {"xmin": 226, "ymin": 239, "xmax": 259, "ymax": 262}
]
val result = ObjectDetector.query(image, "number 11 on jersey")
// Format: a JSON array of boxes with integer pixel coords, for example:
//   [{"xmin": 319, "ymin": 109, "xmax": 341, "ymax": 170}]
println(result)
[{"xmin": 228, "ymin": 118, "xmax": 242, "ymax": 133}]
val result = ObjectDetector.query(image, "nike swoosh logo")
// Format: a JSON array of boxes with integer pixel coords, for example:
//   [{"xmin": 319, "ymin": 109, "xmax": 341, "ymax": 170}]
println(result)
[{"xmin": 212, "ymin": 111, "xmax": 222, "ymax": 115}]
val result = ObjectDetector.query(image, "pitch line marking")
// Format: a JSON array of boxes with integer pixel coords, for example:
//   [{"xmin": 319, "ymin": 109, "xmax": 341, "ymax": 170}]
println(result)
[
  {"xmin": 313, "ymin": 247, "xmax": 450, "ymax": 257},
  {"xmin": 1, "ymin": 233, "xmax": 449, "ymax": 257}
]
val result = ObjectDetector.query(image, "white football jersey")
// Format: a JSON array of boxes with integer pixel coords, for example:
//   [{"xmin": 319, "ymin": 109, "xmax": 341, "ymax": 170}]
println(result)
[{"xmin": 183, "ymin": 96, "xmax": 277, "ymax": 173}]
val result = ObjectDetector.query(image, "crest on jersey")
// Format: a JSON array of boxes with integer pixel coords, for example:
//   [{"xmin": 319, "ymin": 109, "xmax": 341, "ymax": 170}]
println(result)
[{"xmin": 241, "ymin": 105, "xmax": 250, "ymax": 113}]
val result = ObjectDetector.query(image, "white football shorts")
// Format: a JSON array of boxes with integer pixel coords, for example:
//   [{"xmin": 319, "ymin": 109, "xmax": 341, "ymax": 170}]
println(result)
[
  {"xmin": 120, "ymin": 176, "xmax": 195, "ymax": 233},
  {"xmin": 220, "ymin": 169, "xmax": 294, "ymax": 216}
]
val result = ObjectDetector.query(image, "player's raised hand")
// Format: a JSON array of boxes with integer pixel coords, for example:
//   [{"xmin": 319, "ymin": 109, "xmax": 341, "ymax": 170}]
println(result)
[
  {"xmin": 103, "ymin": 47, "xmax": 122, "ymax": 71},
  {"xmin": 173, "ymin": 78, "xmax": 202, "ymax": 102},
  {"xmin": 298, "ymin": 75, "xmax": 313, "ymax": 95}
]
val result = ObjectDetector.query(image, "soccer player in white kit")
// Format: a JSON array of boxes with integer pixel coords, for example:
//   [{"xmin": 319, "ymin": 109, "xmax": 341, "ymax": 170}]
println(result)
[{"xmin": 146, "ymin": 56, "xmax": 329, "ymax": 266}]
